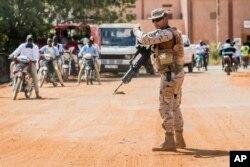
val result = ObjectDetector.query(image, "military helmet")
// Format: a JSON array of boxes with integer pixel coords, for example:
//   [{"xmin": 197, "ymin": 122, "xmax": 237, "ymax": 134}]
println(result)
[{"xmin": 148, "ymin": 8, "xmax": 167, "ymax": 20}]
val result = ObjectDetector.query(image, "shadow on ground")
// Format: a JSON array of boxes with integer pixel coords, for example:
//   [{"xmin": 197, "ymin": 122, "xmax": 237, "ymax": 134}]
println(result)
[
  {"xmin": 159, "ymin": 148, "xmax": 229, "ymax": 158},
  {"xmin": 17, "ymin": 97, "xmax": 59, "ymax": 101}
]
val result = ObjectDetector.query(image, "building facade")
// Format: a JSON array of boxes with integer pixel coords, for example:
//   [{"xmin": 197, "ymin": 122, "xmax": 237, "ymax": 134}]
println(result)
[
  {"xmin": 128, "ymin": 0, "xmax": 185, "ymax": 34},
  {"xmin": 185, "ymin": 0, "xmax": 250, "ymax": 44},
  {"xmin": 128, "ymin": 0, "xmax": 250, "ymax": 44}
]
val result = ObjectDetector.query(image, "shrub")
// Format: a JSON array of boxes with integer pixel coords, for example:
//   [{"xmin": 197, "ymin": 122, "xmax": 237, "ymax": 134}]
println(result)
[{"xmin": 209, "ymin": 43, "xmax": 221, "ymax": 65}]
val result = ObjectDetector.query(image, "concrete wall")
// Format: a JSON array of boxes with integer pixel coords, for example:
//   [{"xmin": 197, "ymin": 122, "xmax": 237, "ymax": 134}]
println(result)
[
  {"xmin": 129, "ymin": 0, "xmax": 185, "ymax": 35},
  {"xmin": 233, "ymin": 0, "xmax": 250, "ymax": 42},
  {"xmin": 190, "ymin": 0, "xmax": 250, "ymax": 44},
  {"xmin": 132, "ymin": 19, "xmax": 185, "ymax": 34},
  {"xmin": 129, "ymin": 0, "xmax": 250, "ymax": 44},
  {"xmin": 180, "ymin": 0, "xmax": 188, "ymax": 35},
  {"xmin": 128, "ymin": 0, "xmax": 182, "ymax": 20}
]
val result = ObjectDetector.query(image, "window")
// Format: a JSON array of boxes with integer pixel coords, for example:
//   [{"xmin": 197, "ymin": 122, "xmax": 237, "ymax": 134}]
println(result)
[
  {"xmin": 162, "ymin": 4, "xmax": 172, "ymax": 8},
  {"xmin": 210, "ymin": 12, "xmax": 216, "ymax": 20},
  {"xmin": 180, "ymin": 13, "xmax": 183, "ymax": 19},
  {"xmin": 167, "ymin": 13, "xmax": 173, "ymax": 19},
  {"xmin": 100, "ymin": 28, "xmax": 136, "ymax": 46}
]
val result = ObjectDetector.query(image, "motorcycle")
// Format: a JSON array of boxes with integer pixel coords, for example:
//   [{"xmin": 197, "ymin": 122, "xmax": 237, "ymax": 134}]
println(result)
[
  {"xmin": 61, "ymin": 46, "xmax": 80, "ymax": 81},
  {"xmin": 83, "ymin": 53, "xmax": 95, "ymax": 85},
  {"xmin": 223, "ymin": 56, "xmax": 232, "ymax": 76},
  {"xmin": 231, "ymin": 56, "xmax": 238, "ymax": 72},
  {"xmin": 12, "ymin": 56, "xmax": 34, "ymax": 100},
  {"xmin": 61, "ymin": 50, "xmax": 72, "ymax": 81},
  {"xmin": 38, "ymin": 53, "xmax": 57, "ymax": 87},
  {"xmin": 195, "ymin": 54, "xmax": 204, "ymax": 71},
  {"xmin": 241, "ymin": 56, "xmax": 249, "ymax": 69}
]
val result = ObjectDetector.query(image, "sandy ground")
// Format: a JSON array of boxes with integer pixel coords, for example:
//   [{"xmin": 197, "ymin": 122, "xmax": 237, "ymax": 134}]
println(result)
[{"xmin": 0, "ymin": 66, "xmax": 249, "ymax": 167}]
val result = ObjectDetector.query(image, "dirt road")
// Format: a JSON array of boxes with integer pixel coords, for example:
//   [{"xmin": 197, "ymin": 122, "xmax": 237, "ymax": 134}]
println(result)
[{"xmin": 0, "ymin": 66, "xmax": 250, "ymax": 167}]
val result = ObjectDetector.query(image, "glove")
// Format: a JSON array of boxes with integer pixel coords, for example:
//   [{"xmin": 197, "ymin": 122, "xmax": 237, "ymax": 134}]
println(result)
[
  {"xmin": 134, "ymin": 24, "xmax": 141, "ymax": 30},
  {"xmin": 133, "ymin": 24, "xmax": 141, "ymax": 33},
  {"xmin": 8, "ymin": 54, "xmax": 14, "ymax": 60}
]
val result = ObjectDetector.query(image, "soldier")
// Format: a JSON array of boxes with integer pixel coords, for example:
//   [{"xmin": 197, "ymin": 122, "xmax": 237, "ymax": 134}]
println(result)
[{"xmin": 133, "ymin": 8, "xmax": 185, "ymax": 151}]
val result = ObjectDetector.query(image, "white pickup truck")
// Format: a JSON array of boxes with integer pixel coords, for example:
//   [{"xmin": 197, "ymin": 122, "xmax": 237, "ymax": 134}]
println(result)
[{"xmin": 182, "ymin": 35, "xmax": 196, "ymax": 72}]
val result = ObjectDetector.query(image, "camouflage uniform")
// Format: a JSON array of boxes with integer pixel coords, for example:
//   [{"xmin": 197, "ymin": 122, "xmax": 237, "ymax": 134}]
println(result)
[{"xmin": 133, "ymin": 8, "xmax": 185, "ymax": 151}]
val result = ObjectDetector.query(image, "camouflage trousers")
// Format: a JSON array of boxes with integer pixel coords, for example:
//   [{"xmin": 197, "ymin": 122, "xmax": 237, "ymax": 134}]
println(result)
[{"xmin": 159, "ymin": 70, "xmax": 184, "ymax": 134}]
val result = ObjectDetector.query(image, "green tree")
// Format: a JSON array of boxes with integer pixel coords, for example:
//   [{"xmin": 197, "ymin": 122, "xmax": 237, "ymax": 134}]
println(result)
[
  {"xmin": 0, "ymin": 0, "xmax": 136, "ymax": 52},
  {"xmin": 209, "ymin": 43, "xmax": 221, "ymax": 65},
  {"xmin": 48, "ymin": 0, "xmax": 136, "ymax": 23},
  {"xmin": 0, "ymin": 0, "xmax": 54, "ymax": 51}
]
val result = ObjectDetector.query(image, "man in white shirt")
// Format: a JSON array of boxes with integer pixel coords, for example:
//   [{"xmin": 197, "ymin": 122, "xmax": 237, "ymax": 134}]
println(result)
[
  {"xmin": 40, "ymin": 38, "xmax": 64, "ymax": 86},
  {"xmin": 10, "ymin": 34, "xmax": 42, "ymax": 99},
  {"xmin": 52, "ymin": 36, "xmax": 64, "ymax": 75},
  {"xmin": 77, "ymin": 36, "xmax": 101, "ymax": 85}
]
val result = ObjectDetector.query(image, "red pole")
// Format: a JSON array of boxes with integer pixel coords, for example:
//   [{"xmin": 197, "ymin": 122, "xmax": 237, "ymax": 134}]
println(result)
[
  {"xmin": 228, "ymin": 0, "xmax": 233, "ymax": 41},
  {"xmin": 141, "ymin": 0, "xmax": 145, "ymax": 19},
  {"xmin": 188, "ymin": 0, "xmax": 193, "ymax": 43}
]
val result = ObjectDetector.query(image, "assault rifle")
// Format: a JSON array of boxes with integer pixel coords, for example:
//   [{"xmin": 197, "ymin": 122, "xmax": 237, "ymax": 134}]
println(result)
[{"xmin": 114, "ymin": 45, "xmax": 152, "ymax": 94}]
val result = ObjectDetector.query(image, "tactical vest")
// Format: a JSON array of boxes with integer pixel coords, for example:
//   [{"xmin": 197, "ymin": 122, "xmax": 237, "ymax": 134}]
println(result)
[{"xmin": 154, "ymin": 27, "xmax": 185, "ymax": 74}]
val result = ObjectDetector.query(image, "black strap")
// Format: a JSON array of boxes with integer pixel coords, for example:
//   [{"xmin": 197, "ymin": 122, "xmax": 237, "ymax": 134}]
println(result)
[
  {"xmin": 165, "ymin": 66, "xmax": 173, "ymax": 82},
  {"xmin": 166, "ymin": 71, "xmax": 172, "ymax": 82}
]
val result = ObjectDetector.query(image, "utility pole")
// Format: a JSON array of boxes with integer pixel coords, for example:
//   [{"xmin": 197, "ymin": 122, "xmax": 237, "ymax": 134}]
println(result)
[
  {"xmin": 187, "ymin": 0, "xmax": 193, "ymax": 42},
  {"xmin": 216, "ymin": 0, "xmax": 220, "ymax": 44},
  {"xmin": 141, "ymin": 0, "xmax": 145, "ymax": 19},
  {"xmin": 228, "ymin": 0, "xmax": 233, "ymax": 41}
]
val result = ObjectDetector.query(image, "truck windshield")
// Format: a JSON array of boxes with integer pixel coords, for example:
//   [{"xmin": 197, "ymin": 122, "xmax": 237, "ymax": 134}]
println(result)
[{"xmin": 100, "ymin": 28, "xmax": 136, "ymax": 46}]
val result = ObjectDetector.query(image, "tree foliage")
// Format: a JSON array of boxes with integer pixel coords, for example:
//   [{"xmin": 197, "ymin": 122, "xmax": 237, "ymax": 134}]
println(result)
[{"xmin": 0, "ymin": 0, "xmax": 136, "ymax": 52}]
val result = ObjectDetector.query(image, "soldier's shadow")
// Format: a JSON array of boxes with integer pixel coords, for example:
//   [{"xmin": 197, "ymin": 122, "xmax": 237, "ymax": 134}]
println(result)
[
  {"xmin": 160, "ymin": 148, "xmax": 229, "ymax": 158},
  {"xmin": 0, "ymin": 96, "xmax": 9, "ymax": 99},
  {"xmin": 17, "ymin": 97, "xmax": 59, "ymax": 100},
  {"xmin": 181, "ymin": 148, "xmax": 229, "ymax": 158}
]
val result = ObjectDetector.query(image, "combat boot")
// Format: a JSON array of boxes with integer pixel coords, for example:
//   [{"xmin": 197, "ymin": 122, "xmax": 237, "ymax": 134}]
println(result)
[
  {"xmin": 152, "ymin": 133, "xmax": 176, "ymax": 151},
  {"xmin": 175, "ymin": 130, "xmax": 186, "ymax": 148}
]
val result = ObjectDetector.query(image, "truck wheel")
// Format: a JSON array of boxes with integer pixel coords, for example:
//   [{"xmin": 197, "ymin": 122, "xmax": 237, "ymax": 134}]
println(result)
[{"xmin": 188, "ymin": 63, "xmax": 193, "ymax": 73}]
